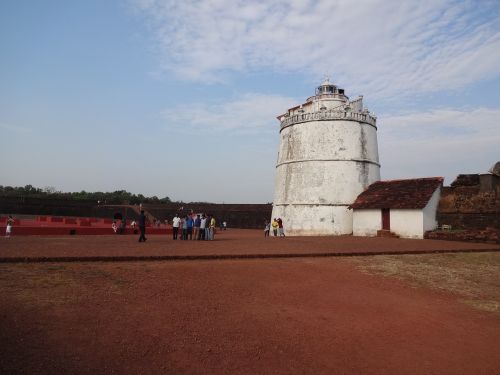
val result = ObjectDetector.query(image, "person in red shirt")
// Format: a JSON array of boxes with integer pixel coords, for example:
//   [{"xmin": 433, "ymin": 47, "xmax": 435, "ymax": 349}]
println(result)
[{"xmin": 277, "ymin": 218, "xmax": 285, "ymax": 237}]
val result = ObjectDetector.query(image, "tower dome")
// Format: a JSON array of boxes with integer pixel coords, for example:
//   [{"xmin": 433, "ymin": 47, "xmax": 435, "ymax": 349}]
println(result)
[{"xmin": 271, "ymin": 81, "xmax": 381, "ymax": 235}]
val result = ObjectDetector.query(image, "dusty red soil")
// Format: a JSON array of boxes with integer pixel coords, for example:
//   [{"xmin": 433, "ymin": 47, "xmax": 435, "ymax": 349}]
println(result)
[
  {"xmin": 1, "ymin": 229, "xmax": 499, "ymax": 260},
  {"xmin": 1, "ymin": 257, "xmax": 499, "ymax": 374},
  {"xmin": 1, "ymin": 232, "xmax": 500, "ymax": 374}
]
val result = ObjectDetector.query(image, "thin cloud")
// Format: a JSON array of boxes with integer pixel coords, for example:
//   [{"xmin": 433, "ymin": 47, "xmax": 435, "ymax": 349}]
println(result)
[
  {"xmin": 161, "ymin": 93, "xmax": 296, "ymax": 133},
  {"xmin": 0, "ymin": 122, "xmax": 31, "ymax": 134},
  {"xmin": 133, "ymin": 0, "xmax": 500, "ymax": 99}
]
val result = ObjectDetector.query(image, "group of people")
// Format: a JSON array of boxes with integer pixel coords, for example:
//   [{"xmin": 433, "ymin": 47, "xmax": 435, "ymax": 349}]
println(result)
[
  {"xmin": 111, "ymin": 212, "xmax": 147, "ymax": 242},
  {"xmin": 111, "ymin": 219, "xmax": 129, "ymax": 234},
  {"xmin": 128, "ymin": 210, "xmax": 224, "ymax": 242},
  {"xmin": 171, "ymin": 213, "xmax": 218, "ymax": 240},
  {"xmin": 264, "ymin": 218, "xmax": 285, "ymax": 237}
]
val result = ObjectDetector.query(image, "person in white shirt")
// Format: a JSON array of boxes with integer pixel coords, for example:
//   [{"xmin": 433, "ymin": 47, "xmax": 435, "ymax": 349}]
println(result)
[
  {"xmin": 199, "ymin": 215, "xmax": 207, "ymax": 240},
  {"xmin": 172, "ymin": 214, "xmax": 181, "ymax": 240}
]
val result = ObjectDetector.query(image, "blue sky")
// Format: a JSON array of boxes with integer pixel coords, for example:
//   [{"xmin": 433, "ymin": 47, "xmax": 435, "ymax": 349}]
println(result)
[{"xmin": 1, "ymin": 0, "xmax": 499, "ymax": 203}]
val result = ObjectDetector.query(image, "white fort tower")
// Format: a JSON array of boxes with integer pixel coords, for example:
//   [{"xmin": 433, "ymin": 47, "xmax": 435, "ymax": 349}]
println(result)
[{"xmin": 271, "ymin": 79, "xmax": 380, "ymax": 235}]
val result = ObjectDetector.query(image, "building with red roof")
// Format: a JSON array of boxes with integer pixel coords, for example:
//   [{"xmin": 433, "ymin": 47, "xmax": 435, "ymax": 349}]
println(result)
[{"xmin": 349, "ymin": 177, "xmax": 444, "ymax": 238}]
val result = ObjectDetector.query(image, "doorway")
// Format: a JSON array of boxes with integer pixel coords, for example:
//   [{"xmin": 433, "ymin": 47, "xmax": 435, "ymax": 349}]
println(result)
[{"xmin": 381, "ymin": 208, "xmax": 390, "ymax": 230}]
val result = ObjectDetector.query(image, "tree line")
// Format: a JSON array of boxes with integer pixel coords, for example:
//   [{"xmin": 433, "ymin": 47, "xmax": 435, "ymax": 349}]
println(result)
[{"xmin": 0, "ymin": 185, "xmax": 172, "ymax": 205}]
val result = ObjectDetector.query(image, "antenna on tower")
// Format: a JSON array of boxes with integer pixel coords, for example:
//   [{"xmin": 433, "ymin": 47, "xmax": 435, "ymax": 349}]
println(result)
[{"xmin": 323, "ymin": 71, "xmax": 331, "ymax": 83}]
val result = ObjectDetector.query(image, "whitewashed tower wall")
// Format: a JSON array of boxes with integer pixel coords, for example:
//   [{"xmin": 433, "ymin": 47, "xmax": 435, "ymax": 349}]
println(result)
[{"xmin": 271, "ymin": 80, "xmax": 381, "ymax": 235}]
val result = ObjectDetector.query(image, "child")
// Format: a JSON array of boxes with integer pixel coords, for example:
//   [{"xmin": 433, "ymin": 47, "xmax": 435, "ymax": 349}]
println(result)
[{"xmin": 5, "ymin": 215, "xmax": 14, "ymax": 237}]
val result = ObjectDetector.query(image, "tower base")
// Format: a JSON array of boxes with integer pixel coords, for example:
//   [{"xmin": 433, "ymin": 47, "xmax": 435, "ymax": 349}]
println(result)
[{"xmin": 271, "ymin": 204, "xmax": 353, "ymax": 236}]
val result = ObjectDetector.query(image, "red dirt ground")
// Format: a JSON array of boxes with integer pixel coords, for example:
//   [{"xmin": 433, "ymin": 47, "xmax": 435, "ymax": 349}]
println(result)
[
  {"xmin": 1, "ymin": 231, "xmax": 499, "ymax": 374},
  {"xmin": 1, "ymin": 229, "xmax": 499, "ymax": 260}
]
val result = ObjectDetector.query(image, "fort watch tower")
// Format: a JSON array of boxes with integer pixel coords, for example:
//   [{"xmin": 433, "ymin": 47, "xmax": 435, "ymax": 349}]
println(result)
[{"xmin": 271, "ymin": 79, "xmax": 381, "ymax": 235}]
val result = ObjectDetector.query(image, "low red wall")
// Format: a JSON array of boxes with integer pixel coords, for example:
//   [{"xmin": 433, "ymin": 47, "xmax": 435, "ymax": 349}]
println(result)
[{"xmin": 0, "ymin": 226, "xmax": 172, "ymax": 236}]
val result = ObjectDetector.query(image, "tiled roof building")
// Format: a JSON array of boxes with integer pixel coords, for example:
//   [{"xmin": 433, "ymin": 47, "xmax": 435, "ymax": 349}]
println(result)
[
  {"xmin": 351, "ymin": 177, "xmax": 444, "ymax": 239},
  {"xmin": 350, "ymin": 177, "xmax": 444, "ymax": 209}
]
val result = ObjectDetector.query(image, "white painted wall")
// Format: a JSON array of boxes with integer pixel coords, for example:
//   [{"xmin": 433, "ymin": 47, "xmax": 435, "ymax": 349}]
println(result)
[
  {"xmin": 272, "ymin": 81, "xmax": 381, "ymax": 236},
  {"xmin": 352, "ymin": 209, "xmax": 380, "ymax": 236},
  {"xmin": 272, "ymin": 119, "xmax": 380, "ymax": 236},
  {"xmin": 390, "ymin": 210, "xmax": 424, "ymax": 239},
  {"xmin": 353, "ymin": 209, "xmax": 424, "ymax": 239},
  {"xmin": 272, "ymin": 205, "xmax": 354, "ymax": 236},
  {"xmin": 423, "ymin": 187, "xmax": 441, "ymax": 232}
]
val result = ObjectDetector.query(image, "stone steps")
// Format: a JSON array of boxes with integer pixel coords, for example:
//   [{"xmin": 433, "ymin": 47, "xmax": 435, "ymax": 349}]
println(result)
[{"xmin": 377, "ymin": 229, "xmax": 399, "ymax": 238}]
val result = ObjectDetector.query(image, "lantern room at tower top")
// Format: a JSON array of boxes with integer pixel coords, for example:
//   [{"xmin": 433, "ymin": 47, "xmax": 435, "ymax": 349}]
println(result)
[
  {"xmin": 277, "ymin": 78, "xmax": 377, "ymax": 130},
  {"xmin": 312, "ymin": 78, "xmax": 347, "ymax": 98}
]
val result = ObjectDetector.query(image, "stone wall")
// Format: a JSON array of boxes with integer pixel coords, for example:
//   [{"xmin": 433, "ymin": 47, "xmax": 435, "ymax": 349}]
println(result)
[
  {"xmin": 0, "ymin": 196, "xmax": 97, "ymax": 217},
  {"xmin": 143, "ymin": 203, "xmax": 272, "ymax": 229},
  {"xmin": 437, "ymin": 174, "xmax": 500, "ymax": 230},
  {"xmin": 0, "ymin": 196, "xmax": 272, "ymax": 229},
  {"xmin": 425, "ymin": 227, "xmax": 500, "ymax": 244}
]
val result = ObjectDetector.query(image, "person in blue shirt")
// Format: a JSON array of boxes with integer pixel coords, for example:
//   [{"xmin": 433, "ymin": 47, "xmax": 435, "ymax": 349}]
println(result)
[
  {"xmin": 193, "ymin": 214, "xmax": 201, "ymax": 240},
  {"xmin": 186, "ymin": 215, "xmax": 194, "ymax": 240}
]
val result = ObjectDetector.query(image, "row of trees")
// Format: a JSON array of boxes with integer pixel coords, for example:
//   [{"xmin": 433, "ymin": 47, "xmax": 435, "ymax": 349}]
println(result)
[{"xmin": 0, "ymin": 185, "xmax": 172, "ymax": 205}]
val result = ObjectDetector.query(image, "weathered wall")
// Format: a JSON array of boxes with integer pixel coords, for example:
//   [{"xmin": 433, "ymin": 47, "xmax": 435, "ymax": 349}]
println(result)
[
  {"xmin": 352, "ymin": 209, "xmax": 380, "ymax": 237},
  {"xmin": 272, "ymin": 119, "xmax": 380, "ymax": 235},
  {"xmin": 437, "ymin": 174, "xmax": 500, "ymax": 229},
  {"xmin": 425, "ymin": 227, "xmax": 500, "ymax": 243},
  {"xmin": 0, "ymin": 197, "xmax": 272, "ymax": 229},
  {"xmin": 0, "ymin": 196, "xmax": 102, "ymax": 217},
  {"xmin": 390, "ymin": 209, "xmax": 424, "ymax": 239},
  {"xmin": 144, "ymin": 203, "xmax": 272, "ymax": 229},
  {"xmin": 272, "ymin": 205, "xmax": 354, "ymax": 236},
  {"xmin": 423, "ymin": 187, "xmax": 441, "ymax": 232}
]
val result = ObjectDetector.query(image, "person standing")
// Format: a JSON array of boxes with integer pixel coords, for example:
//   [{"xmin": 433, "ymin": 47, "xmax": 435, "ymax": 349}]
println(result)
[
  {"xmin": 193, "ymin": 214, "xmax": 201, "ymax": 240},
  {"xmin": 204, "ymin": 214, "xmax": 211, "ymax": 240},
  {"xmin": 181, "ymin": 215, "xmax": 188, "ymax": 240},
  {"xmin": 209, "ymin": 215, "xmax": 216, "ymax": 240},
  {"xmin": 277, "ymin": 218, "xmax": 285, "ymax": 237},
  {"xmin": 138, "ymin": 210, "xmax": 147, "ymax": 242},
  {"xmin": 172, "ymin": 214, "xmax": 181, "ymax": 240},
  {"xmin": 199, "ymin": 214, "xmax": 207, "ymax": 240},
  {"xmin": 271, "ymin": 218, "xmax": 279, "ymax": 237},
  {"xmin": 186, "ymin": 214, "xmax": 194, "ymax": 240},
  {"xmin": 120, "ymin": 218, "xmax": 127, "ymax": 234},
  {"xmin": 5, "ymin": 215, "xmax": 14, "ymax": 238},
  {"xmin": 264, "ymin": 221, "xmax": 270, "ymax": 237}
]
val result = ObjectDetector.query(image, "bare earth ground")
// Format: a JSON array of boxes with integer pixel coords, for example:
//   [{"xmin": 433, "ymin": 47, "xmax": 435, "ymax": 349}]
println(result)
[
  {"xmin": 1, "ymin": 231, "xmax": 500, "ymax": 374},
  {"xmin": 0, "ymin": 229, "xmax": 499, "ymax": 259}
]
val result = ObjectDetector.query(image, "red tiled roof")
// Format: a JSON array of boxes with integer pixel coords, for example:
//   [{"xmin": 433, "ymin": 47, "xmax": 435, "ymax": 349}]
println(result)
[{"xmin": 349, "ymin": 177, "xmax": 444, "ymax": 209}]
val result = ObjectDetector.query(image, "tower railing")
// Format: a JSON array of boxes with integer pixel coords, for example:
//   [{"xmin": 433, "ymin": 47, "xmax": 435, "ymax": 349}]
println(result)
[{"xmin": 280, "ymin": 110, "xmax": 377, "ymax": 129}]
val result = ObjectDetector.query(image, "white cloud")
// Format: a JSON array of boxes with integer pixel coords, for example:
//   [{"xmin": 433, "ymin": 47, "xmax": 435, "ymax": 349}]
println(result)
[
  {"xmin": 161, "ymin": 93, "xmax": 296, "ymax": 133},
  {"xmin": 133, "ymin": 0, "xmax": 500, "ymax": 99},
  {"xmin": 378, "ymin": 107, "xmax": 500, "ymax": 183}
]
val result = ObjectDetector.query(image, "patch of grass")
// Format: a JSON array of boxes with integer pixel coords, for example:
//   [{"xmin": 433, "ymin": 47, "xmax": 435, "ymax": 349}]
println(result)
[
  {"xmin": 0, "ymin": 263, "xmax": 131, "ymax": 308},
  {"xmin": 462, "ymin": 299, "xmax": 499, "ymax": 313},
  {"xmin": 347, "ymin": 252, "xmax": 500, "ymax": 315}
]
